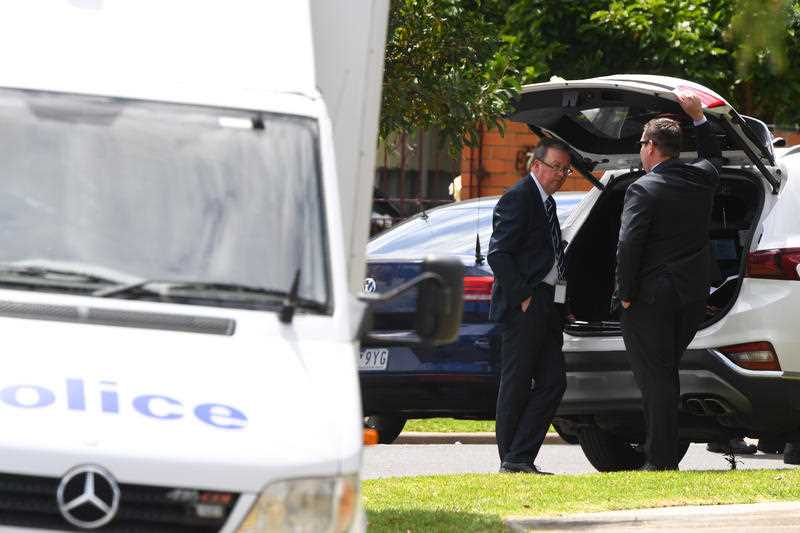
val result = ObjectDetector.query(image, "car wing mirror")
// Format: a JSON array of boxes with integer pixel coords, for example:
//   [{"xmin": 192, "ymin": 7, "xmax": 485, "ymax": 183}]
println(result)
[{"xmin": 359, "ymin": 256, "xmax": 463, "ymax": 347}]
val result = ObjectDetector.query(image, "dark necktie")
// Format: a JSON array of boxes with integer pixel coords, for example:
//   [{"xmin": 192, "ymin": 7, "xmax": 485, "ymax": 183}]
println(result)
[{"xmin": 545, "ymin": 196, "xmax": 566, "ymax": 282}]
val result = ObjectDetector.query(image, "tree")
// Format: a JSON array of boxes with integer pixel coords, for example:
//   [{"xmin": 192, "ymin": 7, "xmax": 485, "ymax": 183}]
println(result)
[
  {"xmin": 504, "ymin": 0, "xmax": 732, "ymax": 95},
  {"xmin": 380, "ymin": 0, "xmax": 521, "ymax": 153},
  {"xmin": 729, "ymin": 0, "xmax": 793, "ymax": 75},
  {"xmin": 379, "ymin": 0, "xmax": 800, "ymax": 150},
  {"xmin": 503, "ymin": 0, "xmax": 800, "ymax": 124},
  {"xmin": 728, "ymin": 0, "xmax": 800, "ymax": 126}
]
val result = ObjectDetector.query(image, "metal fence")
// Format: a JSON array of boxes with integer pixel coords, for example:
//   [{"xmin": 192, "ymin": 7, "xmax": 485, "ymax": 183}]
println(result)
[{"xmin": 372, "ymin": 130, "xmax": 460, "ymax": 235}]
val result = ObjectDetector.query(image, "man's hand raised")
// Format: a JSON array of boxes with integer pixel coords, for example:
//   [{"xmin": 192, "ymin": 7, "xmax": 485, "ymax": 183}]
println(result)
[{"xmin": 674, "ymin": 89, "xmax": 704, "ymax": 122}]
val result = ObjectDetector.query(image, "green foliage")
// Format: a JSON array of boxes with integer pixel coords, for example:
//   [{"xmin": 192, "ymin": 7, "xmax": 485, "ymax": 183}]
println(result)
[
  {"xmin": 500, "ymin": 0, "xmax": 800, "ymax": 124},
  {"xmin": 729, "ymin": 1, "xmax": 800, "ymax": 126},
  {"xmin": 729, "ymin": 0, "xmax": 793, "ymax": 74},
  {"xmin": 379, "ymin": 0, "xmax": 800, "ymax": 151},
  {"xmin": 381, "ymin": 0, "xmax": 521, "ymax": 153},
  {"xmin": 502, "ymin": 1, "xmax": 731, "ymax": 93},
  {"xmin": 588, "ymin": 1, "xmax": 732, "ymax": 88}
]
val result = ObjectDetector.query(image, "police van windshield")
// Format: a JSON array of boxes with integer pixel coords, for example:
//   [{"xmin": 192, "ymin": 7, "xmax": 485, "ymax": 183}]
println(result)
[{"xmin": 0, "ymin": 89, "xmax": 329, "ymax": 310}]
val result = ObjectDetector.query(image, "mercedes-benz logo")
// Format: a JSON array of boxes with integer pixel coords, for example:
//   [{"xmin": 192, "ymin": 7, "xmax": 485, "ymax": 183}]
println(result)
[
  {"xmin": 56, "ymin": 464, "xmax": 120, "ymax": 529},
  {"xmin": 363, "ymin": 277, "xmax": 377, "ymax": 294}
]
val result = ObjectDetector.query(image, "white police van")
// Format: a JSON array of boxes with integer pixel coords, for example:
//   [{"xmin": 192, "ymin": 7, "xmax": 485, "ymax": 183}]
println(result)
[{"xmin": 0, "ymin": 1, "xmax": 462, "ymax": 531}]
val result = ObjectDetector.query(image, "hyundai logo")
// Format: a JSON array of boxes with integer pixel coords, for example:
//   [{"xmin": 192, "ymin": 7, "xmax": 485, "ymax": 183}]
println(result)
[
  {"xmin": 363, "ymin": 277, "xmax": 377, "ymax": 293},
  {"xmin": 57, "ymin": 464, "xmax": 120, "ymax": 529}
]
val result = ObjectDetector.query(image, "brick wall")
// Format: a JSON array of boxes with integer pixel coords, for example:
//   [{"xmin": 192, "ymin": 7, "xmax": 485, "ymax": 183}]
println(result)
[
  {"xmin": 774, "ymin": 129, "xmax": 800, "ymax": 147},
  {"xmin": 459, "ymin": 120, "xmax": 593, "ymax": 200}
]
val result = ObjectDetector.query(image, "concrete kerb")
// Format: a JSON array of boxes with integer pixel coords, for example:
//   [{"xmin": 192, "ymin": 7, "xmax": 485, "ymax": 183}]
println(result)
[
  {"xmin": 505, "ymin": 501, "xmax": 800, "ymax": 532},
  {"xmin": 394, "ymin": 432, "xmax": 566, "ymax": 445}
]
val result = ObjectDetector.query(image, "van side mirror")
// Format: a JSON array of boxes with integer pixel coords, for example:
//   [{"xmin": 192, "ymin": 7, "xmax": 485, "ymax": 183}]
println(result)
[
  {"xmin": 359, "ymin": 256, "xmax": 464, "ymax": 346},
  {"xmin": 413, "ymin": 257, "xmax": 463, "ymax": 344}
]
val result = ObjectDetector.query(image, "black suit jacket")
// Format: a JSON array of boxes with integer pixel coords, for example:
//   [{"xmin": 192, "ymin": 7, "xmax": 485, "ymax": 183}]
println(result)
[
  {"xmin": 488, "ymin": 175, "xmax": 560, "ymax": 322},
  {"xmin": 615, "ymin": 122, "xmax": 723, "ymax": 306}
]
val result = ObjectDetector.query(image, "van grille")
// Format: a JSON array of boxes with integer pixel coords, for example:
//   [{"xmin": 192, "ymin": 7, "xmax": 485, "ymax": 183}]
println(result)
[{"xmin": 0, "ymin": 472, "xmax": 239, "ymax": 532}]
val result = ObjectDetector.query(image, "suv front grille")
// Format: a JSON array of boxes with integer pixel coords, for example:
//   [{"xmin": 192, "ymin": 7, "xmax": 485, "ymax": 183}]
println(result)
[{"xmin": 0, "ymin": 472, "xmax": 239, "ymax": 532}]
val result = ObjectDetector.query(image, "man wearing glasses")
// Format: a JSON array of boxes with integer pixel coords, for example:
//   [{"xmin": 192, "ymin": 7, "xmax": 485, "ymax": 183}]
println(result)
[
  {"xmin": 616, "ymin": 90, "xmax": 722, "ymax": 470},
  {"xmin": 488, "ymin": 138, "xmax": 572, "ymax": 474}
]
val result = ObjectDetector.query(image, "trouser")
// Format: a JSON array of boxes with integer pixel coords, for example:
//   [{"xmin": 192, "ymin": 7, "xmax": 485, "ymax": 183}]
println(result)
[
  {"xmin": 621, "ymin": 277, "xmax": 706, "ymax": 468},
  {"xmin": 496, "ymin": 283, "xmax": 567, "ymax": 464}
]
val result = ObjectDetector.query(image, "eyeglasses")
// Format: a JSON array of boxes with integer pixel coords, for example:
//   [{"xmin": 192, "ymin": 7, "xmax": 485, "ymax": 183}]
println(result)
[{"xmin": 537, "ymin": 159, "xmax": 573, "ymax": 176}]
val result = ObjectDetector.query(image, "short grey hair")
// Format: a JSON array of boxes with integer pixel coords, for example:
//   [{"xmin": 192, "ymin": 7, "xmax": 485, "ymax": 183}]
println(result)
[{"xmin": 531, "ymin": 138, "xmax": 571, "ymax": 166}]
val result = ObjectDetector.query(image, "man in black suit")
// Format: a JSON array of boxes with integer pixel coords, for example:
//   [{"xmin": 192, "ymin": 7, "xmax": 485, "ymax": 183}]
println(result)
[
  {"xmin": 488, "ymin": 138, "xmax": 571, "ymax": 474},
  {"xmin": 616, "ymin": 90, "xmax": 722, "ymax": 470}
]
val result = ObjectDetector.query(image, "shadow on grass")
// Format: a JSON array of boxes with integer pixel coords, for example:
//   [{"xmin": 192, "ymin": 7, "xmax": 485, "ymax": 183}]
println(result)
[{"xmin": 367, "ymin": 509, "xmax": 505, "ymax": 533}]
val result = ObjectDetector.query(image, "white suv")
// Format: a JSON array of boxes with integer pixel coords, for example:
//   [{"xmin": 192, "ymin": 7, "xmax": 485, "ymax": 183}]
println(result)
[{"xmin": 511, "ymin": 75, "xmax": 800, "ymax": 471}]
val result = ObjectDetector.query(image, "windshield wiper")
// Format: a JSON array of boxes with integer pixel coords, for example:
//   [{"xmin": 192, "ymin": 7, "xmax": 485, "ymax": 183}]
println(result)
[
  {"xmin": 96, "ymin": 276, "xmax": 326, "ymax": 313},
  {"xmin": 0, "ymin": 264, "xmax": 142, "ymax": 291},
  {"xmin": 93, "ymin": 279, "xmax": 164, "ymax": 297},
  {"xmin": 171, "ymin": 279, "xmax": 325, "ymax": 311},
  {"xmin": 95, "ymin": 279, "xmax": 285, "ymax": 299},
  {"xmin": 279, "ymin": 269, "xmax": 301, "ymax": 324}
]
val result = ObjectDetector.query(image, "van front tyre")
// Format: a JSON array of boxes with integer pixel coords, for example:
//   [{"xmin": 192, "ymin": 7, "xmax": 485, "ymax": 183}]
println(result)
[
  {"xmin": 578, "ymin": 427, "xmax": 690, "ymax": 472},
  {"xmin": 364, "ymin": 415, "xmax": 406, "ymax": 444}
]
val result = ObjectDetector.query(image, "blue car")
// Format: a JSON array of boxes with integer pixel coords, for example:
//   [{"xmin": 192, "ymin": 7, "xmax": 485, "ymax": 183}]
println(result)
[{"xmin": 361, "ymin": 192, "xmax": 585, "ymax": 443}]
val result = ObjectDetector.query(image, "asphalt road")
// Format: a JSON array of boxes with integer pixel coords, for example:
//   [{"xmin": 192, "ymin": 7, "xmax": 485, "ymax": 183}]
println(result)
[{"xmin": 362, "ymin": 441, "xmax": 799, "ymax": 479}]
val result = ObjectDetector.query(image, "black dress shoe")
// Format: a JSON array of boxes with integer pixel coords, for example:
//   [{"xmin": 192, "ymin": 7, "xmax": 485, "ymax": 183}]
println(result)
[
  {"xmin": 706, "ymin": 438, "xmax": 757, "ymax": 455},
  {"xmin": 499, "ymin": 461, "xmax": 553, "ymax": 475},
  {"xmin": 784, "ymin": 442, "xmax": 800, "ymax": 465},
  {"xmin": 757, "ymin": 437, "xmax": 785, "ymax": 454}
]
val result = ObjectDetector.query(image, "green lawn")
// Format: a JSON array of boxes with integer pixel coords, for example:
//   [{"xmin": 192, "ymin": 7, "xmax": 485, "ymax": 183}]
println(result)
[
  {"xmin": 404, "ymin": 418, "xmax": 495, "ymax": 433},
  {"xmin": 363, "ymin": 469, "xmax": 800, "ymax": 532},
  {"xmin": 403, "ymin": 417, "xmax": 555, "ymax": 434}
]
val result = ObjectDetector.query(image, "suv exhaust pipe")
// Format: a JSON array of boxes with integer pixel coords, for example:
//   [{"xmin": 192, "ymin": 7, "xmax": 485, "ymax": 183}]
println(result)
[
  {"xmin": 685, "ymin": 398, "xmax": 707, "ymax": 416},
  {"xmin": 684, "ymin": 397, "xmax": 734, "ymax": 416}
]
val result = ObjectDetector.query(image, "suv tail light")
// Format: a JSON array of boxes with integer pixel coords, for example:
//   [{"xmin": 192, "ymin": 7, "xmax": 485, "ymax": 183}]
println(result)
[
  {"xmin": 717, "ymin": 341, "xmax": 781, "ymax": 371},
  {"xmin": 676, "ymin": 85, "xmax": 727, "ymax": 109},
  {"xmin": 463, "ymin": 276, "xmax": 493, "ymax": 301},
  {"xmin": 745, "ymin": 248, "xmax": 800, "ymax": 281}
]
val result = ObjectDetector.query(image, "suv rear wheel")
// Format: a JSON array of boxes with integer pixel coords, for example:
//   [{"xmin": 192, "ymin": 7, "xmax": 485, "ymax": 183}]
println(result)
[
  {"xmin": 364, "ymin": 415, "xmax": 407, "ymax": 444},
  {"xmin": 578, "ymin": 427, "xmax": 690, "ymax": 471},
  {"xmin": 552, "ymin": 420, "xmax": 579, "ymax": 444}
]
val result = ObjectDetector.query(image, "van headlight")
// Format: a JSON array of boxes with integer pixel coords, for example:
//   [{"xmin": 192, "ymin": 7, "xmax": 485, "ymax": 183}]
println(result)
[{"xmin": 236, "ymin": 474, "xmax": 359, "ymax": 533}]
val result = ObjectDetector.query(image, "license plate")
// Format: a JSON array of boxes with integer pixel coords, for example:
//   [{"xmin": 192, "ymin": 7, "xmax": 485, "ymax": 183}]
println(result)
[{"xmin": 359, "ymin": 348, "xmax": 389, "ymax": 371}]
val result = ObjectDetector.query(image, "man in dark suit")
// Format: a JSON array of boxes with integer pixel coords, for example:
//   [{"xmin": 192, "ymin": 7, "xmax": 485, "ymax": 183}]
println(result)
[
  {"xmin": 616, "ymin": 90, "xmax": 722, "ymax": 470},
  {"xmin": 488, "ymin": 138, "xmax": 571, "ymax": 474}
]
